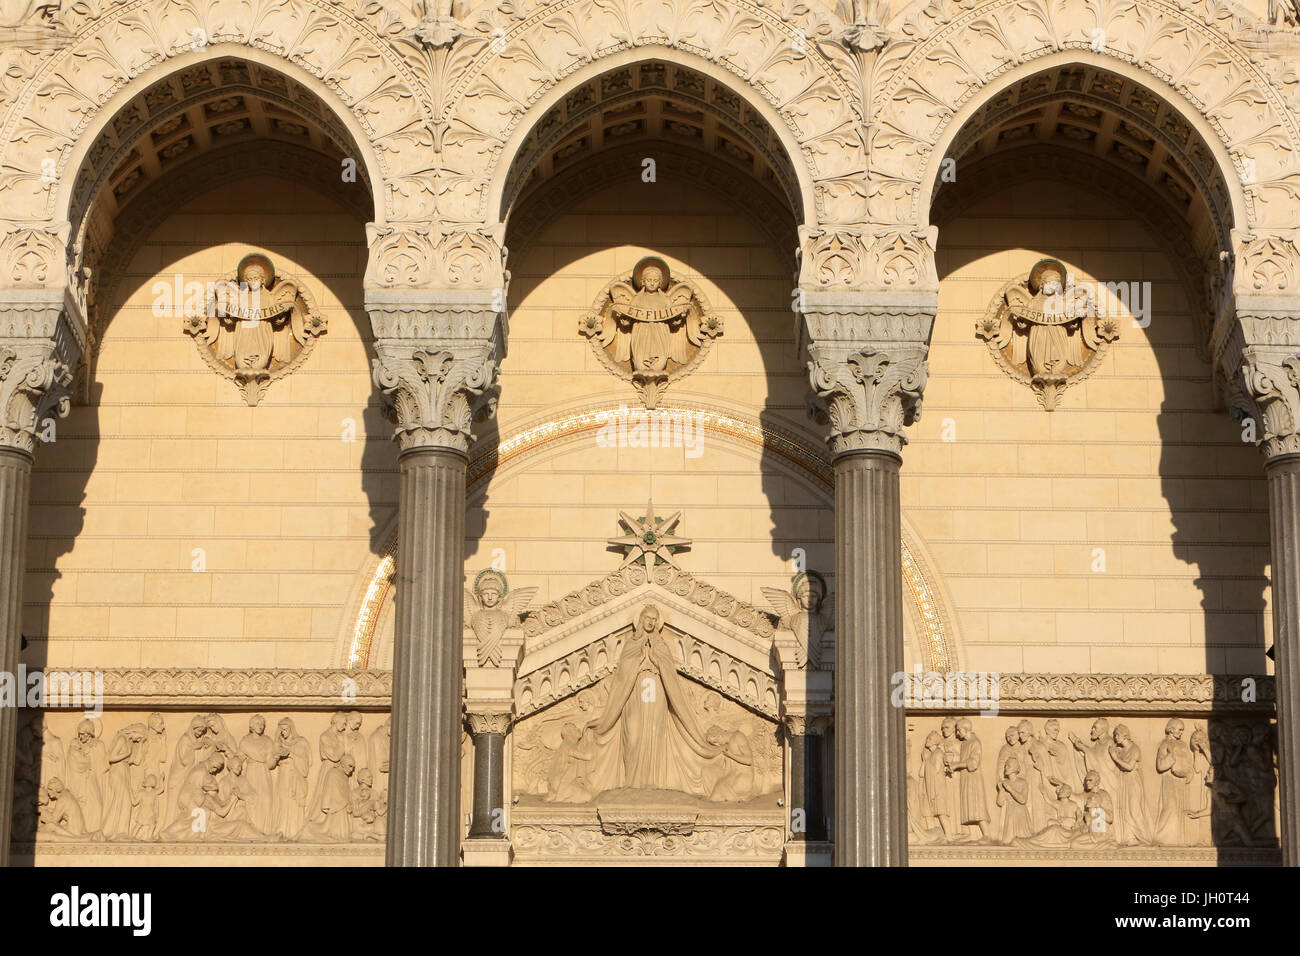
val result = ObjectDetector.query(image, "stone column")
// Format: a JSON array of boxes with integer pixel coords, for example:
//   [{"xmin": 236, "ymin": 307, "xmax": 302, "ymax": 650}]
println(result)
[
  {"xmin": 804, "ymin": 285, "xmax": 932, "ymax": 866},
  {"xmin": 369, "ymin": 282, "xmax": 502, "ymax": 867},
  {"xmin": 0, "ymin": 286, "xmax": 80, "ymax": 866},
  {"xmin": 1236, "ymin": 340, "xmax": 1300, "ymax": 865}
]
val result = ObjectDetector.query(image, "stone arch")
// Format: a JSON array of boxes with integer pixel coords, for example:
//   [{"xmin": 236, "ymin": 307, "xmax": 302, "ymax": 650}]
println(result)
[
  {"xmin": 439, "ymin": 0, "xmax": 868, "ymax": 230},
  {"xmin": 0, "ymin": 1, "xmax": 431, "ymax": 234},
  {"xmin": 875, "ymin": 0, "xmax": 1299, "ymax": 235}
]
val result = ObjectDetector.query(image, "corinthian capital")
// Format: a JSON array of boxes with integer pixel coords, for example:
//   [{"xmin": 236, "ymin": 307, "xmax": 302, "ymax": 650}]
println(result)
[
  {"xmin": 807, "ymin": 345, "xmax": 928, "ymax": 456},
  {"xmin": 1235, "ymin": 348, "xmax": 1300, "ymax": 460},
  {"xmin": 0, "ymin": 291, "xmax": 82, "ymax": 456},
  {"xmin": 372, "ymin": 341, "xmax": 498, "ymax": 455}
]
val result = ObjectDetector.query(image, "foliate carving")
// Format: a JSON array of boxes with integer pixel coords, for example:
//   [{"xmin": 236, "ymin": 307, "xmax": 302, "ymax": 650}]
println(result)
[
  {"xmin": 800, "ymin": 227, "xmax": 939, "ymax": 291},
  {"xmin": 1237, "ymin": 348, "xmax": 1300, "ymax": 459},
  {"xmin": 761, "ymin": 572, "xmax": 833, "ymax": 670},
  {"xmin": 807, "ymin": 345, "xmax": 928, "ymax": 455},
  {"xmin": 34, "ymin": 668, "xmax": 392, "ymax": 707},
  {"xmin": 0, "ymin": 221, "xmax": 68, "ymax": 287},
  {"xmin": 580, "ymin": 259, "xmax": 720, "ymax": 409},
  {"xmin": 365, "ymin": 226, "xmax": 506, "ymax": 292},
  {"xmin": 975, "ymin": 260, "xmax": 1121, "ymax": 411},
  {"xmin": 181, "ymin": 255, "xmax": 326, "ymax": 407},
  {"xmin": 782, "ymin": 714, "xmax": 830, "ymax": 737},
  {"xmin": 463, "ymin": 569, "xmax": 537, "ymax": 667},
  {"xmin": 511, "ymin": 817, "xmax": 785, "ymax": 861},
  {"xmin": 0, "ymin": 340, "xmax": 71, "ymax": 454},
  {"xmin": 465, "ymin": 712, "xmax": 512, "ymax": 736},
  {"xmin": 372, "ymin": 342, "xmax": 498, "ymax": 454},
  {"xmin": 1233, "ymin": 231, "xmax": 1300, "ymax": 296},
  {"xmin": 520, "ymin": 562, "xmax": 776, "ymax": 644}
]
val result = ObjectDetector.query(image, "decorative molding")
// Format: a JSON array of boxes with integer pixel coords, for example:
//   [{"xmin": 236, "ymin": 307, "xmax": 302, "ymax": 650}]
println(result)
[
  {"xmin": 22, "ymin": 668, "xmax": 392, "ymax": 708},
  {"xmin": 900, "ymin": 673, "xmax": 1275, "ymax": 713}
]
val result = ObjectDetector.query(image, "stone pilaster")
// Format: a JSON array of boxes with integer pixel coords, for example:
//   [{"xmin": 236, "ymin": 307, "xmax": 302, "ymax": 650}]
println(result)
[
  {"xmin": 802, "ymin": 288, "xmax": 932, "ymax": 867},
  {"xmin": 0, "ymin": 288, "xmax": 81, "ymax": 866},
  {"xmin": 367, "ymin": 283, "xmax": 503, "ymax": 867}
]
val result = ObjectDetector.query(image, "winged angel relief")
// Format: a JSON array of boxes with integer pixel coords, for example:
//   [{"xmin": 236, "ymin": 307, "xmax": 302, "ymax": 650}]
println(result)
[
  {"xmin": 761, "ymin": 572, "xmax": 833, "ymax": 670},
  {"xmin": 182, "ymin": 254, "xmax": 326, "ymax": 406},
  {"xmin": 975, "ymin": 259, "xmax": 1120, "ymax": 411},
  {"xmin": 464, "ymin": 570, "xmax": 537, "ymax": 667},
  {"xmin": 579, "ymin": 257, "xmax": 722, "ymax": 408}
]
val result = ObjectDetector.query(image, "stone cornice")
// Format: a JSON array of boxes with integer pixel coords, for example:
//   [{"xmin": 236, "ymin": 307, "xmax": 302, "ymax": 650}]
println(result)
[{"xmin": 24, "ymin": 668, "xmax": 391, "ymax": 708}]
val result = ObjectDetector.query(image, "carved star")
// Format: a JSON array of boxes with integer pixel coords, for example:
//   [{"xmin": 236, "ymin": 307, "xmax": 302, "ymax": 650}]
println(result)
[{"xmin": 607, "ymin": 499, "xmax": 691, "ymax": 573}]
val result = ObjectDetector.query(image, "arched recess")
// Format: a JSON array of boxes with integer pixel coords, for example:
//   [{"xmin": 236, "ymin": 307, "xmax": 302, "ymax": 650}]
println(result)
[
  {"xmin": 875, "ymin": 1, "xmax": 1299, "ymax": 237},
  {"xmin": 929, "ymin": 61, "xmax": 1238, "ymax": 373},
  {"xmin": 0, "ymin": 3, "xmax": 431, "ymax": 297},
  {"xmin": 57, "ymin": 55, "xmax": 378, "ymax": 389},
  {"xmin": 439, "ymin": 2, "xmax": 868, "ymax": 231},
  {"xmin": 336, "ymin": 398, "xmax": 967, "ymax": 673}
]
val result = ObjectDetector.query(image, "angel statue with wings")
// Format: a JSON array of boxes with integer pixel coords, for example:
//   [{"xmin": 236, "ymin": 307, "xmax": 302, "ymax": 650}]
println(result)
[
  {"xmin": 464, "ymin": 569, "xmax": 538, "ymax": 667},
  {"xmin": 762, "ymin": 572, "xmax": 833, "ymax": 670},
  {"xmin": 183, "ymin": 253, "xmax": 327, "ymax": 405},
  {"xmin": 975, "ymin": 258, "xmax": 1119, "ymax": 411},
  {"xmin": 580, "ymin": 257, "xmax": 722, "ymax": 407}
]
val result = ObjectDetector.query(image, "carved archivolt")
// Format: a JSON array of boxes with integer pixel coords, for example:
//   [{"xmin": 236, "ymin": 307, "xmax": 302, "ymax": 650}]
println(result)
[{"xmin": 878, "ymin": 0, "xmax": 1300, "ymax": 235}]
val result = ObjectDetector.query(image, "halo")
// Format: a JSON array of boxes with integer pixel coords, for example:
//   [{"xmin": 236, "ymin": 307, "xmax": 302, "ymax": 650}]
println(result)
[
  {"xmin": 474, "ymin": 568, "xmax": 508, "ymax": 595},
  {"xmin": 1027, "ymin": 258, "xmax": 1066, "ymax": 295},
  {"xmin": 632, "ymin": 256, "xmax": 671, "ymax": 290},
  {"xmin": 236, "ymin": 253, "xmax": 276, "ymax": 286},
  {"xmin": 792, "ymin": 570, "xmax": 826, "ymax": 597}
]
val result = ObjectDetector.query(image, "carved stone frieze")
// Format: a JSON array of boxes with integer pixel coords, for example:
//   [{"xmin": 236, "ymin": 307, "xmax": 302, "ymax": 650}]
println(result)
[
  {"xmin": 807, "ymin": 344, "xmax": 929, "ymax": 456},
  {"xmin": 520, "ymin": 562, "xmax": 776, "ymax": 645},
  {"xmin": 906, "ymin": 714, "xmax": 1278, "ymax": 850},
  {"xmin": 511, "ymin": 812, "xmax": 785, "ymax": 862},
  {"xmin": 21, "ymin": 668, "xmax": 392, "ymax": 707},
  {"xmin": 14, "ymin": 709, "xmax": 391, "ymax": 846}
]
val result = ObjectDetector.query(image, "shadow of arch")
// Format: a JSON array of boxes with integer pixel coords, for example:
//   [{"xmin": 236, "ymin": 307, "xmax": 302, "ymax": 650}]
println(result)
[{"xmin": 928, "ymin": 61, "xmax": 1275, "ymax": 851}]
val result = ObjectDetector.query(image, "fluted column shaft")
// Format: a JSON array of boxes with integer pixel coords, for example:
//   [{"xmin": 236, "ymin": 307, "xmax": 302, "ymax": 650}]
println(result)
[
  {"xmin": 387, "ymin": 445, "xmax": 466, "ymax": 866},
  {"xmin": 834, "ymin": 448, "xmax": 907, "ymax": 866},
  {"xmin": 1266, "ymin": 453, "xmax": 1300, "ymax": 866},
  {"xmin": 0, "ymin": 446, "xmax": 32, "ymax": 867}
]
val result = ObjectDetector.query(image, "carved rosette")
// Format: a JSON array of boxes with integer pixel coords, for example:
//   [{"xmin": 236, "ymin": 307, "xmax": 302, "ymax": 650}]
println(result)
[
  {"xmin": 372, "ymin": 341, "xmax": 498, "ymax": 455},
  {"xmin": 807, "ymin": 345, "xmax": 928, "ymax": 456}
]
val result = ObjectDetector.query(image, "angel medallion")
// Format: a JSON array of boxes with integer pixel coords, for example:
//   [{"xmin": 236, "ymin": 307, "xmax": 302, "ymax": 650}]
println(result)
[
  {"xmin": 579, "ymin": 257, "xmax": 722, "ymax": 408},
  {"xmin": 464, "ymin": 569, "xmax": 538, "ymax": 667},
  {"xmin": 975, "ymin": 258, "xmax": 1120, "ymax": 411},
  {"xmin": 183, "ymin": 253, "xmax": 327, "ymax": 406},
  {"xmin": 762, "ymin": 571, "xmax": 833, "ymax": 670}
]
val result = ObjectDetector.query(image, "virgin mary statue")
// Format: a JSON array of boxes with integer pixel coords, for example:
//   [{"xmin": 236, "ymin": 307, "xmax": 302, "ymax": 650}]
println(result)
[{"xmin": 585, "ymin": 604, "xmax": 721, "ymax": 795}]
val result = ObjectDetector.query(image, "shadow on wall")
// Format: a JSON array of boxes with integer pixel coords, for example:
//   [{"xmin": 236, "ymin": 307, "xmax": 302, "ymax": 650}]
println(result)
[{"xmin": 12, "ymin": 174, "xmax": 392, "ymax": 853}]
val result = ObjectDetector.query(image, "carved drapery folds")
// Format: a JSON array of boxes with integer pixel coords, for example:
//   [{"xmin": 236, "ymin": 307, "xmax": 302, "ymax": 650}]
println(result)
[{"xmin": 808, "ymin": 344, "xmax": 929, "ymax": 457}]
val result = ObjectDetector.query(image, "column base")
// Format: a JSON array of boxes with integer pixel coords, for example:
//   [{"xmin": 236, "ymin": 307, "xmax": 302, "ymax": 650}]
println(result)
[
  {"xmin": 462, "ymin": 837, "xmax": 514, "ymax": 867},
  {"xmin": 783, "ymin": 841, "xmax": 833, "ymax": 867}
]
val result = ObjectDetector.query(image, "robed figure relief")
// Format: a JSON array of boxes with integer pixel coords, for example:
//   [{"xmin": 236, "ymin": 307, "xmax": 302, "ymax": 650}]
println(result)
[
  {"xmin": 975, "ymin": 258, "xmax": 1120, "ymax": 410},
  {"xmin": 584, "ymin": 604, "xmax": 723, "ymax": 794},
  {"xmin": 580, "ymin": 257, "xmax": 722, "ymax": 408},
  {"xmin": 183, "ymin": 253, "xmax": 327, "ymax": 406}
]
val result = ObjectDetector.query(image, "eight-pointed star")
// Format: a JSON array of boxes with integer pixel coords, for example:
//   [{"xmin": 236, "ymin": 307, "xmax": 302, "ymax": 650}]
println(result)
[{"xmin": 607, "ymin": 499, "xmax": 691, "ymax": 574}]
